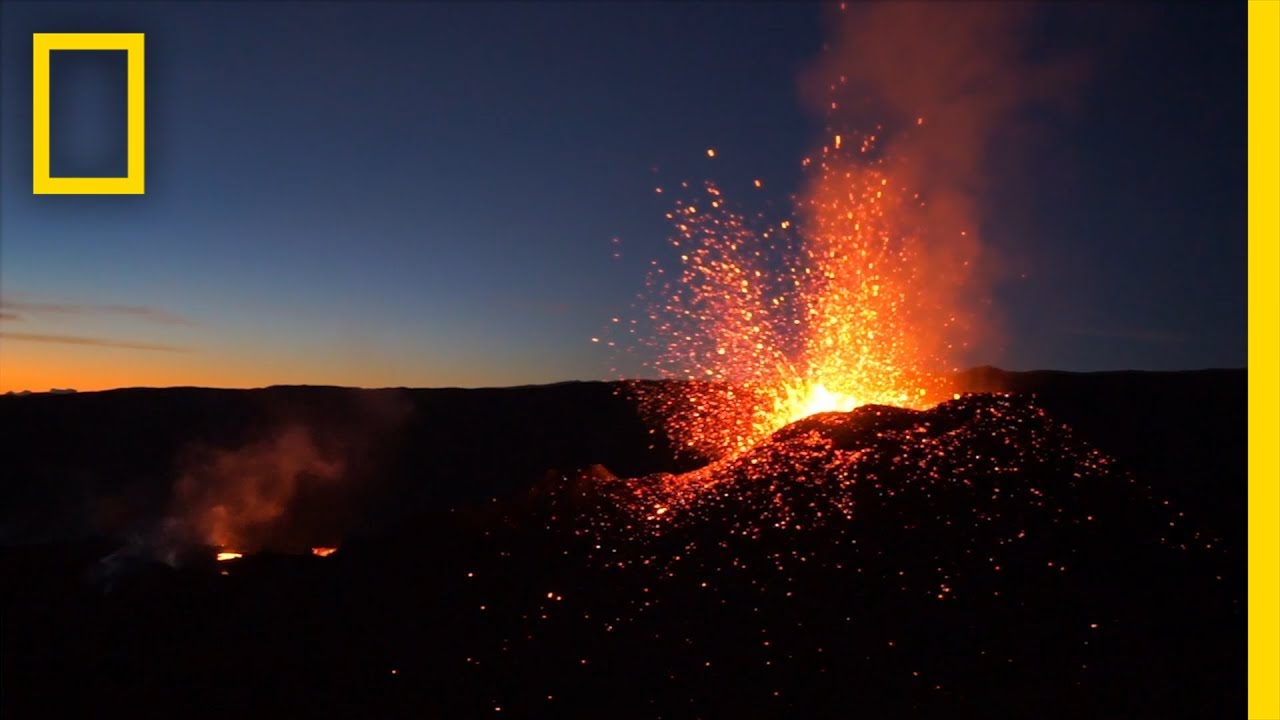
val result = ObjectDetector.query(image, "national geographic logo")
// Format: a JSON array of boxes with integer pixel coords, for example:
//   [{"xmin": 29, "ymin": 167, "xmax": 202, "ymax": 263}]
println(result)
[{"xmin": 32, "ymin": 33, "xmax": 145, "ymax": 195}]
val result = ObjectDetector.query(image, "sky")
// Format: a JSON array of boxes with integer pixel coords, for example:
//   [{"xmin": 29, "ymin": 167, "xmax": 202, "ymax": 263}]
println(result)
[{"xmin": 0, "ymin": 1, "xmax": 1247, "ymax": 392}]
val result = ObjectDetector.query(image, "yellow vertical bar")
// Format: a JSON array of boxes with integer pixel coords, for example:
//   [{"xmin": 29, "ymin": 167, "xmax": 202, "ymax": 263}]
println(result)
[
  {"xmin": 1249, "ymin": 1, "xmax": 1279, "ymax": 718},
  {"xmin": 126, "ymin": 33, "xmax": 145, "ymax": 193}
]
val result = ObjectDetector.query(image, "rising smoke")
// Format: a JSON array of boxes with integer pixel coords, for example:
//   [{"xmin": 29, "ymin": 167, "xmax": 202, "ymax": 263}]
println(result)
[
  {"xmin": 799, "ymin": 1, "xmax": 1091, "ymax": 364},
  {"xmin": 164, "ymin": 425, "xmax": 345, "ymax": 554}
]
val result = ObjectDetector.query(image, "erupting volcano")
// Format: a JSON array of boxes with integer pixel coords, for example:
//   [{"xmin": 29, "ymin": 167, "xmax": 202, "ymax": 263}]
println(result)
[
  {"xmin": 607, "ymin": 5, "xmax": 1012, "ymax": 466},
  {"xmin": 621, "ymin": 124, "xmax": 971, "ymax": 463}
]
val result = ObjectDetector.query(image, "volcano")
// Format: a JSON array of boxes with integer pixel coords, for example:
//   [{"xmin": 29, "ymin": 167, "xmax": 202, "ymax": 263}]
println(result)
[{"xmin": 544, "ymin": 393, "xmax": 1148, "ymax": 542}]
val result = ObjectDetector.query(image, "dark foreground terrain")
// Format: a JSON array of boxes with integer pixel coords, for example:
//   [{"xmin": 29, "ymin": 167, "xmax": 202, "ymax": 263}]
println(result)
[{"xmin": 0, "ymin": 369, "xmax": 1245, "ymax": 717}]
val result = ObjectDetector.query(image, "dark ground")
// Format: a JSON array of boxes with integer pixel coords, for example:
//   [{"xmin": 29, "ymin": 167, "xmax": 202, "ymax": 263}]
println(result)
[{"xmin": 0, "ymin": 368, "xmax": 1245, "ymax": 718}]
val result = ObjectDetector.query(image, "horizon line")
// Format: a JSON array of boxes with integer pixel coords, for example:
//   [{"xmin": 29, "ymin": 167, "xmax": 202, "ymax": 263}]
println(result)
[{"xmin": 0, "ymin": 366, "xmax": 1249, "ymax": 397}]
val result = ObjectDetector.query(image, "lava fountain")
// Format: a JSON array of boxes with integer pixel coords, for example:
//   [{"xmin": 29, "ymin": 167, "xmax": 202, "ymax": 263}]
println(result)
[{"xmin": 624, "ymin": 126, "xmax": 968, "ymax": 462}]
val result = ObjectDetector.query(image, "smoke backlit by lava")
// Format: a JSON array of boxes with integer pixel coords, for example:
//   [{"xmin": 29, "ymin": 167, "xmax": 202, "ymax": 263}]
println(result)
[{"xmin": 622, "ymin": 130, "xmax": 965, "ymax": 462}]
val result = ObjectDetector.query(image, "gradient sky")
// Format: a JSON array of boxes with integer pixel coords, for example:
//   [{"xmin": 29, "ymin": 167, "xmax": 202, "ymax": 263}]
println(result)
[{"xmin": 0, "ymin": 1, "xmax": 1246, "ymax": 392}]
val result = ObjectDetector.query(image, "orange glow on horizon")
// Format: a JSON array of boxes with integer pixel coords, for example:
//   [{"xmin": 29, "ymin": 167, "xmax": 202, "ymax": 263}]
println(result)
[{"xmin": 0, "ymin": 339, "xmax": 571, "ymax": 393}]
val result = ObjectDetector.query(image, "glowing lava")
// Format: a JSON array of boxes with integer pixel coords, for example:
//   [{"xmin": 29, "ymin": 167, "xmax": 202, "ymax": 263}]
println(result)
[
  {"xmin": 311, "ymin": 546, "xmax": 338, "ymax": 557},
  {"xmin": 216, "ymin": 551, "xmax": 243, "ymax": 562},
  {"xmin": 778, "ymin": 381, "xmax": 860, "ymax": 428}
]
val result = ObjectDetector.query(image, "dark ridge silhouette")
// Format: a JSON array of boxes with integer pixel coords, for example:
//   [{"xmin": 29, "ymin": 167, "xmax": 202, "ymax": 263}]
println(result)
[
  {"xmin": 0, "ymin": 368, "xmax": 1244, "ymax": 546},
  {"xmin": 0, "ymin": 368, "xmax": 1244, "ymax": 718}
]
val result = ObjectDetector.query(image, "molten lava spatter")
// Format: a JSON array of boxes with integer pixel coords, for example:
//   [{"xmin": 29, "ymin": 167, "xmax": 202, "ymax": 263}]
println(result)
[
  {"xmin": 567, "ymin": 394, "xmax": 1122, "ymax": 538},
  {"xmin": 455, "ymin": 389, "xmax": 1231, "ymax": 717}
]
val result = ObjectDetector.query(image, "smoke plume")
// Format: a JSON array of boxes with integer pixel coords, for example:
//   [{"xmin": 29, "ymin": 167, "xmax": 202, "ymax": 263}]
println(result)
[
  {"xmin": 800, "ymin": 1, "xmax": 1089, "ymax": 366},
  {"xmin": 164, "ymin": 425, "xmax": 345, "ymax": 554}
]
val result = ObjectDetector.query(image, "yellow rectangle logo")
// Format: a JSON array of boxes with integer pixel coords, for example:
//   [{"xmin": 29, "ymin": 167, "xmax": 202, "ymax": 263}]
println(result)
[{"xmin": 32, "ymin": 32, "xmax": 145, "ymax": 195}]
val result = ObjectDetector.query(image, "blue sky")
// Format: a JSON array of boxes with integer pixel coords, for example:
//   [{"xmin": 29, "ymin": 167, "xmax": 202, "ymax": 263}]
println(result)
[{"xmin": 0, "ymin": 2, "xmax": 1247, "ymax": 390}]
